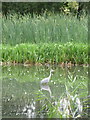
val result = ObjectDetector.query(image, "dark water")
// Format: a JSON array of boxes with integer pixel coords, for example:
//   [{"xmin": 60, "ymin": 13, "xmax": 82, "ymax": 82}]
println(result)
[{"xmin": 2, "ymin": 65, "xmax": 89, "ymax": 118}]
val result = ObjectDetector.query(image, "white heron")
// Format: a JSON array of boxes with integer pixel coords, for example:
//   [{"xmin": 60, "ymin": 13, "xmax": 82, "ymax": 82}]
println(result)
[{"xmin": 40, "ymin": 69, "xmax": 54, "ymax": 84}]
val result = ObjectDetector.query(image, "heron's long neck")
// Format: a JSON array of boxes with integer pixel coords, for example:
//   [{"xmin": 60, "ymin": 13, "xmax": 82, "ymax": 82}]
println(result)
[{"xmin": 49, "ymin": 71, "xmax": 52, "ymax": 79}]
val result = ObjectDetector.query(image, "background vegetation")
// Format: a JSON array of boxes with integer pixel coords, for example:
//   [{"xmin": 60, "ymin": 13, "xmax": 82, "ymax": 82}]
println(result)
[
  {"xmin": 2, "ymin": 13, "xmax": 88, "ymax": 45},
  {"xmin": 2, "ymin": 2, "xmax": 88, "ymax": 18},
  {"xmin": 1, "ymin": 2, "xmax": 89, "ymax": 64}
]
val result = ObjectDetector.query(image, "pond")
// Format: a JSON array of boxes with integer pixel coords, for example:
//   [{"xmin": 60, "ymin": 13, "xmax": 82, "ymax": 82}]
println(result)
[{"xmin": 2, "ymin": 65, "xmax": 89, "ymax": 118}]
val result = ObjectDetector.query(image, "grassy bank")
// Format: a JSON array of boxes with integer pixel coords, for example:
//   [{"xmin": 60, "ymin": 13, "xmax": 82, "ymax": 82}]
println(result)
[
  {"xmin": 2, "ymin": 14, "xmax": 88, "ymax": 45},
  {"xmin": 1, "ymin": 42, "xmax": 88, "ymax": 65}
]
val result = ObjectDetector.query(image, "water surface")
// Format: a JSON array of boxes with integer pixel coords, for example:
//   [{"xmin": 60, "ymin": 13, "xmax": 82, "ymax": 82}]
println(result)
[{"xmin": 2, "ymin": 65, "xmax": 89, "ymax": 118}]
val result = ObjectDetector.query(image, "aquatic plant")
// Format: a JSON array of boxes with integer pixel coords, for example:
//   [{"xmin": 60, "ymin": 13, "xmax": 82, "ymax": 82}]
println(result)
[{"xmin": 1, "ymin": 42, "xmax": 88, "ymax": 64}]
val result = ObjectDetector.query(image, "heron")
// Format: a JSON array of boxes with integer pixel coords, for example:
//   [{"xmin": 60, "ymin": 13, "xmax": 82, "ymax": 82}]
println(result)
[{"xmin": 40, "ymin": 69, "xmax": 54, "ymax": 84}]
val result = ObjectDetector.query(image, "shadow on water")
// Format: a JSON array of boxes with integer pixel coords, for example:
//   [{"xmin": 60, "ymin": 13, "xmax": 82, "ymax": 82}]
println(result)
[{"xmin": 2, "ymin": 65, "xmax": 89, "ymax": 118}]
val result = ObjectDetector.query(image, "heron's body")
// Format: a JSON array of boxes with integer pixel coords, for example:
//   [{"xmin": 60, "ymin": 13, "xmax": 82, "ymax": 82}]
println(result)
[
  {"xmin": 40, "ymin": 69, "xmax": 54, "ymax": 84},
  {"xmin": 41, "ymin": 77, "xmax": 50, "ymax": 84}
]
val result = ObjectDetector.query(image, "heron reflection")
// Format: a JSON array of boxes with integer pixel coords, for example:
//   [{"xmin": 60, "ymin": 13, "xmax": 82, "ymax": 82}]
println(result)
[{"xmin": 40, "ymin": 84, "xmax": 54, "ymax": 98}]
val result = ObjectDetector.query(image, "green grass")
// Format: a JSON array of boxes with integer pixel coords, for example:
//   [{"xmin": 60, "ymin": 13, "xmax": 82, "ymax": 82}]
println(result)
[
  {"xmin": 1, "ymin": 42, "xmax": 88, "ymax": 64},
  {"xmin": 2, "ymin": 14, "xmax": 88, "ymax": 45}
]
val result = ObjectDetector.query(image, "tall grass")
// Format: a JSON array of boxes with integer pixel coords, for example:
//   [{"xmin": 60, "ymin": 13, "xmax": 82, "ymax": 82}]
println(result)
[
  {"xmin": 2, "ymin": 13, "xmax": 88, "ymax": 45},
  {"xmin": 1, "ymin": 42, "xmax": 88, "ymax": 64}
]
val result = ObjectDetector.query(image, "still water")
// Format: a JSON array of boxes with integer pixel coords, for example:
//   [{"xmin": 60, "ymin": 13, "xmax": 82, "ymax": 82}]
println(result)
[{"xmin": 2, "ymin": 65, "xmax": 89, "ymax": 118}]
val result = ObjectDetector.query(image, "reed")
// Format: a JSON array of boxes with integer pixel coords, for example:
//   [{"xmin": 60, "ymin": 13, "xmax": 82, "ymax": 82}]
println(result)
[{"xmin": 2, "ymin": 13, "xmax": 88, "ymax": 45}]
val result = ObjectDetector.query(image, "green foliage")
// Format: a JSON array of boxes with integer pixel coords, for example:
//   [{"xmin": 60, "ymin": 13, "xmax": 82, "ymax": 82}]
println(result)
[
  {"xmin": 2, "ymin": 2, "xmax": 64, "ymax": 16},
  {"xmin": 66, "ymin": 2, "xmax": 78, "ymax": 15},
  {"xmin": 2, "ymin": 2, "xmax": 88, "ymax": 17},
  {"xmin": 1, "ymin": 43, "xmax": 88, "ymax": 64},
  {"xmin": 2, "ymin": 14, "xmax": 88, "ymax": 45}
]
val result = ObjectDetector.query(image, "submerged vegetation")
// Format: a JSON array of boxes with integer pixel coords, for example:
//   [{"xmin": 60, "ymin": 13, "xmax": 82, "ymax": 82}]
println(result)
[{"xmin": 1, "ymin": 42, "xmax": 88, "ymax": 65}]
